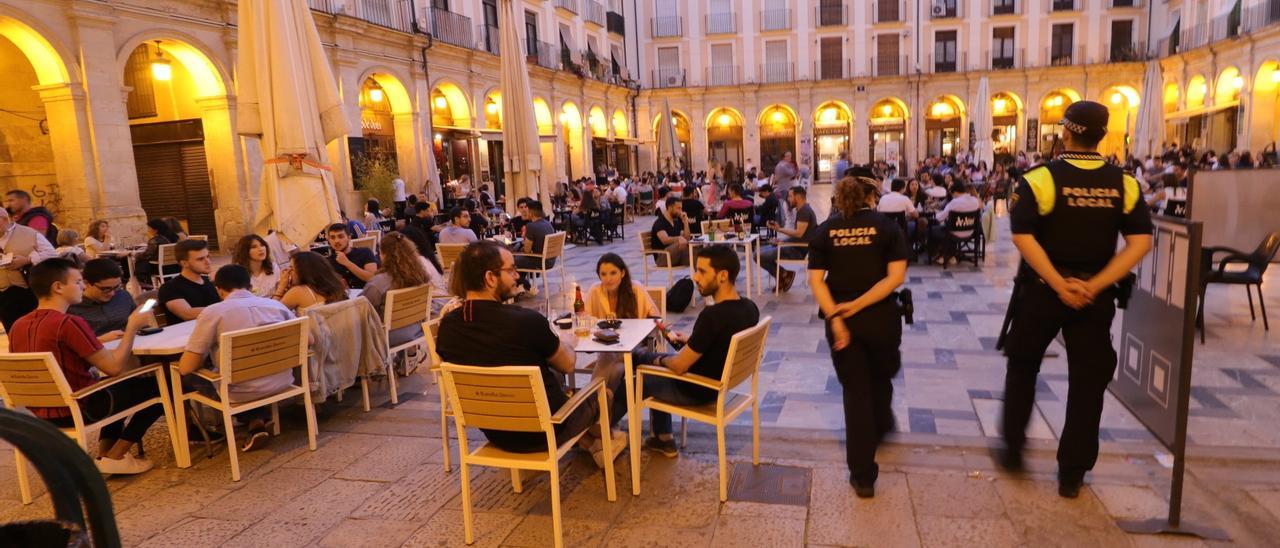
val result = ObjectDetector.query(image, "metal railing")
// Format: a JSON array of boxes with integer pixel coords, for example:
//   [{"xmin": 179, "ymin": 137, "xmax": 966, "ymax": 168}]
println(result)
[
  {"xmin": 929, "ymin": 51, "xmax": 966, "ymax": 73},
  {"xmin": 529, "ymin": 40, "xmax": 560, "ymax": 70},
  {"xmin": 706, "ymin": 12, "xmax": 737, "ymax": 34},
  {"xmin": 761, "ymin": 61, "xmax": 793, "ymax": 83},
  {"xmin": 814, "ymin": 58, "xmax": 850, "ymax": 80},
  {"xmin": 987, "ymin": 47, "xmax": 1022, "ymax": 70},
  {"xmin": 308, "ymin": 0, "xmax": 337, "ymax": 13},
  {"xmin": 872, "ymin": 54, "xmax": 908, "ymax": 77},
  {"xmin": 1106, "ymin": 41, "xmax": 1147, "ymax": 63},
  {"xmin": 1243, "ymin": 0, "xmax": 1280, "ymax": 33},
  {"xmin": 816, "ymin": 4, "xmax": 846, "ymax": 27},
  {"xmin": 585, "ymin": 0, "xmax": 606, "ymax": 26},
  {"xmin": 707, "ymin": 65, "xmax": 738, "ymax": 87},
  {"xmin": 990, "ymin": 0, "xmax": 1020, "ymax": 16},
  {"xmin": 873, "ymin": 0, "xmax": 902, "ymax": 23},
  {"xmin": 653, "ymin": 68, "xmax": 686, "ymax": 88},
  {"xmin": 1045, "ymin": 45, "xmax": 1085, "ymax": 66},
  {"xmin": 929, "ymin": 0, "xmax": 961, "ymax": 19},
  {"xmin": 477, "ymin": 24, "xmax": 498, "ymax": 55},
  {"xmin": 760, "ymin": 8, "xmax": 791, "ymax": 31},
  {"xmin": 356, "ymin": 0, "xmax": 412, "ymax": 33},
  {"xmin": 1108, "ymin": 0, "xmax": 1142, "ymax": 8},
  {"xmin": 1047, "ymin": 0, "xmax": 1077, "ymax": 11},
  {"xmin": 555, "ymin": 0, "xmax": 578, "ymax": 14},
  {"xmin": 428, "ymin": 7, "xmax": 473, "ymax": 48},
  {"xmin": 652, "ymin": 16, "xmax": 683, "ymax": 38}
]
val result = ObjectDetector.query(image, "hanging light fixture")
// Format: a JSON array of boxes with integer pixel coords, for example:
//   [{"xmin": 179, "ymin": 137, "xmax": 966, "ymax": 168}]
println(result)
[
  {"xmin": 718, "ymin": 113, "xmax": 732, "ymax": 127},
  {"xmin": 150, "ymin": 41, "xmax": 172, "ymax": 82},
  {"xmin": 434, "ymin": 95, "xmax": 448, "ymax": 110},
  {"xmin": 993, "ymin": 97, "xmax": 1008, "ymax": 114},
  {"xmin": 821, "ymin": 107, "xmax": 838, "ymax": 124},
  {"xmin": 369, "ymin": 87, "xmax": 384, "ymax": 103},
  {"xmin": 771, "ymin": 110, "xmax": 785, "ymax": 124},
  {"xmin": 486, "ymin": 100, "xmax": 499, "ymax": 114},
  {"xmin": 881, "ymin": 104, "xmax": 893, "ymax": 117},
  {"xmin": 1232, "ymin": 75, "xmax": 1244, "ymax": 90},
  {"xmin": 1110, "ymin": 92, "xmax": 1124, "ymax": 105}
]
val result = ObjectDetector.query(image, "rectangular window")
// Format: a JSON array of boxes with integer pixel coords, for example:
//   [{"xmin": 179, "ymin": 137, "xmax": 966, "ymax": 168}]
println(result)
[
  {"xmin": 525, "ymin": 10, "xmax": 539, "ymax": 56},
  {"xmin": 992, "ymin": 26, "xmax": 1015, "ymax": 68},
  {"xmin": 709, "ymin": 43, "xmax": 734, "ymax": 85},
  {"xmin": 876, "ymin": 33, "xmax": 900, "ymax": 76},
  {"xmin": 657, "ymin": 46, "xmax": 680, "ymax": 69},
  {"xmin": 1051, "ymin": 23, "xmax": 1074, "ymax": 65},
  {"xmin": 432, "ymin": 0, "xmax": 448, "ymax": 9},
  {"xmin": 1110, "ymin": 19, "xmax": 1135, "ymax": 61},
  {"xmin": 819, "ymin": 37, "xmax": 843, "ymax": 79},
  {"xmin": 934, "ymin": 30, "xmax": 957, "ymax": 72},
  {"xmin": 764, "ymin": 40, "xmax": 789, "ymax": 82},
  {"xmin": 876, "ymin": 0, "xmax": 900, "ymax": 22},
  {"xmin": 992, "ymin": 0, "xmax": 1016, "ymax": 15}
]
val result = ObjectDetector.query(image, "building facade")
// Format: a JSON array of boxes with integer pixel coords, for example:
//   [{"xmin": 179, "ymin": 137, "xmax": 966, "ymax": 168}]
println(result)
[{"xmin": 0, "ymin": 0, "xmax": 1276, "ymax": 251}]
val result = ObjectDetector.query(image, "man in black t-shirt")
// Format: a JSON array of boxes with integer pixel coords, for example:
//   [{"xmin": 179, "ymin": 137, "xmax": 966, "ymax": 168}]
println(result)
[
  {"xmin": 157, "ymin": 239, "xmax": 220, "ymax": 321},
  {"xmin": 437, "ymin": 241, "xmax": 624, "ymax": 455},
  {"xmin": 323, "ymin": 223, "xmax": 379, "ymax": 289},
  {"xmin": 636, "ymin": 246, "xmax": 760, "ymax": 458},
  {"xmin": 649, "ymin": 196, "xmax": 692, "ymax": 267},
  {"xmin": 761, "ymin": 186, "xmax": 817, "ymax": 292}
]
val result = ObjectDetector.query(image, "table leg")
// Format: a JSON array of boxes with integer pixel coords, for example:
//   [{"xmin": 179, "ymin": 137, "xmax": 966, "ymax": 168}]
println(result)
[
  {"xmin": 624, "ymin": 352, "xmax": 641, "ymax": 496},
  {"xmin": 688, "ymin": 243, "xmax": 696, "ymax": 282},
  {"xmin": 754, "ymin": 240, "xmax": 763, "ymax": 296}
]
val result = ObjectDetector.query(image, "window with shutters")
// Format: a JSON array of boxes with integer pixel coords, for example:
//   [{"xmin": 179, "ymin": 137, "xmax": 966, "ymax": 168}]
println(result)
[
  {"xmin": 763, "ymin": 40, "xmax": 789, "ymax": 82},
  {"xmin": 525, "ymin": 10, "xmax": 539, "ymax": 57},
  {"xmin": 709, "ymin": 43, "xmax": 735, "ymax": 85},
  {"xmin": 656, "ymin": 46, "xmax": 682, "ymax": 87},
  {"xmin": 992, "ymin": 27, "xmax": 1015, "ymax": 69},
  {"xmin": 934, "ymin": 30, "xmax": 957, "ymax": 72},
  {"xmin": 876, "ymin": 0, "xmax": 900, "ymax": 22},
  {"xmin": 1110, "ymin": 20, "xmax": 1136, "ymax": 61},
  {"xmin": 876, "ymin": 34, "xmax": 900, "ymax": 76},
  {"xmin": 124, "ymin": 45, "xmax": 158, "ymax": 120},
  {"xmin": 819, "ymin": 37, "xmax": 843, "ymax": 80},
  {"xmin": 1050, "ymin": 23, "xmax": 1074, "ymax": 65}
]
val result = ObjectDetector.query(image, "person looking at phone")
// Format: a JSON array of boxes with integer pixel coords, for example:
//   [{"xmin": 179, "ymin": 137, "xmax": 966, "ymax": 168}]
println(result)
[
  {"xmin": 760, "ymin": 186, "xmax": 816, "ymax": 293},
  {"xmin": 158, "ymin": 238, "xmax": 220, "ymax": 321},
  {"xmin": 69, "ymin": 258, "xmax": 140, "ymax": 341},
  {"xmin": 10, "ymin": 258, "xmax": 160, "ymax": 475}
]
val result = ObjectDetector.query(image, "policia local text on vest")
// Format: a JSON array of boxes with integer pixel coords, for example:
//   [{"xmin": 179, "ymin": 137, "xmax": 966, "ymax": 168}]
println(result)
[{"xmin": 993, "ymin": 101, "xmax": 1154, "ymax": 499}]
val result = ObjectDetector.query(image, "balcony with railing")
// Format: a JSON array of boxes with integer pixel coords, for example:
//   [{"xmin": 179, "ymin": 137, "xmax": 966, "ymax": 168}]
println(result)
[
  {"xmin": 1107, "ymin": 41, "xmax": 1147, "ymax": 63},
  {"xmin": 607, "ymin": 10, "xmax": 626, "ymax": 35},
  {"xmin": 929, "ymin": 51, "xmax": 966, "ymax": 73},
  {"xmin": 872, "ymin": 54, "xmax": 908, "ymax": 77},
  {"xmin": 1108, "ymin": 0, "xmax": 1142, "ymax": 8},
  {"xmin": 528, "ymin": 40, "xmax": 560, "ymax": 70},
  {"xmin": 706, "ymin": 12, "xmax": 737, "ymax": 34},
  {"xmin": 477, "ymin": 24, "xmax": 499, "ymax": 55},
  {"xmin": 873, "ymin": 0, "xmax": 902, "ymax": 23},
  {"xmin": 1045, "ymin": 45, "xmax": 1085, "ymax": 66},
  {"xmin": 760, "ymin": 9, "xmax": 791, "ymax": 31},
  {"xmin": 653, "ymin": 68, "xmax": 686, "ymax": 88},
  {"xmin": 987, "ymin": 47, "xmax": 1023, "ymax": 70},
  {"xmin": 990, "ymin": 0, "xmax": 1020, "ymax": 16},
  {"xmin": 816, "ymin": 4, "xmax": 847, "ymax": 27},
  {"xmin": 1243, "ymin": 0, "xmax": 1280, "ymax": 33},
  {"xmin": 706, "ymin": 65, "xmax": 739, "ymax": 87},
  {"xmin": 428, "ymin": 7, "xmax": 474, "ymax": 48},
  {"xmin": 555, "ymin": 0, "xmax": 578, "ymax": 15},
  {"xmin": 815, "ymin": 58, "xmax": 850, "ymax": 80},
  {"xmin": 929, "ymin": 0, "xmax": 961, "ymax": 19},
  {"xmin": 1048, "ymin": 0, "xmax": 1077, "ymax": 12},
  {"xmin": 761, "ymin": 61, "xmax": 793, "ymax": 83},
  {"xmin": 652, "ymin": 16, "xmax": 683, "ymax": 38},
  {"xmin": 585, "ymin": 1, "xmax": 606, "ymax": 27}
]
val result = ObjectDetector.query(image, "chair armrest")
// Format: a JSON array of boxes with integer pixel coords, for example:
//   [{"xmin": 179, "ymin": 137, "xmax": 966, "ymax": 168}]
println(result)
[
  {"xmin": 1216, "ymin": 254, "xmax": 1254, "ymax": 274},
  {"xmin": 72, "ymin": 364, "xmax": 163, "ymax": 400},
  {"xmin": 1203, "ymin": 246, "xmax": 1247, "ymax": 257},
  {"xmin": 635, "ymin": 365, "xmax": 721, "ymax": 390},
  {"xmin": 551, "ymin": 377, "xmax": 606, "ymax": 424},
  {"xmin": 510, "ymin": 252, "xmax": 543, "ymax": 259},
  {"xmin": 777, "ymin": 241, "xmax": 809, "ymax": 250}
]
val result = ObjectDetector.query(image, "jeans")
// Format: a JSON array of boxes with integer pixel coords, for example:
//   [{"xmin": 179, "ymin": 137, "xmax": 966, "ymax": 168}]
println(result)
[
  {"xmin": 759, "ymin": 244, "xmax": 807, "ymax": 278},
  {"xmin": 49, "ymin": 377, "xmax": 164, "ymax": 444},
  {"xmin": 634, "ymin": 351, "xmax": 715, "ymax": 436}
]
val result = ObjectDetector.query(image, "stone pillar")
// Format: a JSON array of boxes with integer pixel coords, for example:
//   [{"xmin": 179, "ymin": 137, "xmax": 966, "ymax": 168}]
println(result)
[
  {"xmin": 333, "ymin": 55, "xmax": 364, "ymax": 216},
  {"xmin": 690, "ymin": 102, "xmax": 708, "ymax": 173},
  {"xmin": 743, "ymin": 100, "xmax": 762, "ymax": 173},
  {"xmin": 852, "ymin": 94, "xmax": 870, "ymax": 164},
  {"xmin": 195, "ymin": 95, "xmax": 250, "ymax": 249},
  {"xmin": 393, "ymin": 111, "xmax": 423, "ymax": 189}
]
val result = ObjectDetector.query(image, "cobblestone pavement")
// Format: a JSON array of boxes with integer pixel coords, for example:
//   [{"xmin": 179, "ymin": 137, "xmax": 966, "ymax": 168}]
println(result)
[{"xmin": 4, "ymin": 187, "xmax": 1280, "ymax": 545}]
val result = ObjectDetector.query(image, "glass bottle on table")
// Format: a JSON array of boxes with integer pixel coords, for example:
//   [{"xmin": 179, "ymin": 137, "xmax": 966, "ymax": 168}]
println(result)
[{"xmin": 573, "ymin": 283, "xmax": 589, "ymax": 336}]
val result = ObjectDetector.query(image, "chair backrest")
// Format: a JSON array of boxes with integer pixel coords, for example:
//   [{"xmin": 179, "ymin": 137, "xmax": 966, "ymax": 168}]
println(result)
[
  {"xmin": 439, "ymin": 363, "xmax": 552, "ymax": 434},
  {"xmin": 437, "ymin": 243, "xmax": 467, "ymax": 271},
  {"xmin": 542, "ymin": 231, "xmax": 567, "ymax": 260},
  {"xmin": 422, "ymin": 318, "xmax": 442, "ymax": 368},
  {"xmin": 945, "ymin": 210, "xmax": 980, "ymax": 234},
  {"xmin": 639, "ymin": 230, "xmax": 655, "ymax": 253},
  {"xmin": 188, "ymin": 234, "xmax": 209, "ymax": 242},
  {"xmin": 701, "ymin": 219, "xmax": 732, "ymax": 234},
  {"xmin": 719, "ymin": 316, "xmax": 773, "ymax": 392},
  {"xmin": 351, "ymin": 236, "xmax": 377, "ymax": 252},
  {"xmin": 157, "ymin": 243, "xmax": 177, "ymax": 267},
  {"xmin": 218, "ymin": 317, "xmax": 310, "ymax": 386},
  {"xmin": 645, "ymin": 286, "xmax": 666, "ymax": 321},
  {"xmin": 1252, "ymin": 232, "xmax": 1280, "ymax": 267},
  {"xmin": 365, "ymin": 229, "xmax": 383, "ymax": 243},
  {"xmin": 0, "ymin": 353, "xmax": 74, "ymax": 412},
  {"xmin": 883, "ymin": 211, "xmax": 909, "ymax": 235},
  {"xmin": 385, "ymin": 284, "xmax": 432, "ymax": 332}
]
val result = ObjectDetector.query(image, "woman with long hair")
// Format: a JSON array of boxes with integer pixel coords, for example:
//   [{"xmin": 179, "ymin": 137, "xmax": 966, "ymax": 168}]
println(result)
[
  {"xmin": 162, "ymin": 217, "xmax": 188, "ymax": 241},
  {"xmin": 361, "ymin": 232, "xmax": 438, "ymax": 346},
  {"xmin": 364, "ymin": 198, "xmax": 387, "ymax": 230},
  {"xmin": 84, "ymin": 219, "xmax": 113, "ymax": 258},
  {"xmin": 272, "ymin": 251, "xmax": 348, "ymax": 312},
  {"xmin": 233, "ymin": 234, "xmax": 279, "ymax": 297},
  {"xmin": 134, "ymin": 218, "xmax": 177, "ymax": 286},
  {"xmin": 586, "ymin": 253, "xmax": 659, "ymax": 320}
]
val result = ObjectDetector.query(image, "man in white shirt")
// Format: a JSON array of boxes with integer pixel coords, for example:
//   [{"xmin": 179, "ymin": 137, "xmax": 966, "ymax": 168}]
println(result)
[
  {"xmin": 609, "ymin": 179, "xmax": 628, "ymax": 206},
  {"xmin": 0, "ymin": 207, "xmax": 57, "ymax": 331},
  {"xmin": 392, "ymin": 177, "xmax": 407, "ymax": 218},
  {"xmin": 877, "ymin": 179, "xmax": 918, "ymax": 218}
]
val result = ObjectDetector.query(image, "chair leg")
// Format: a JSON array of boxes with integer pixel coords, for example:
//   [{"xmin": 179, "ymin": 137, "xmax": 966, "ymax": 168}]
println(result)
[
  {"xmin": 550, "ymin": 466, "xmax": 564, "ymax": 548},
  {"xmin": 435, "ymin": 372, "xmax": 452, "ymax": 472},
  {"xmin": 388, "ymin": 351, "xmax": 400, "ymax": 406},
  {"xmin": 1197, "ymin": 288, "xmax": 1207, "ymax": 344},
  {"xmin": 303, "ymin": 386, "xmax": 318, "ymax": 452},
  {"xmin": 716, "ymin": 424, "xmax": 728, "ymax": 502},
  {"xmin": 1247, "ymin": 285, "xmax": 1257, "ymax": 321},
  {"xmin": 598, "ymin": 388, "xmax": 617, "ymax": 502},
  {"xmin": 170, "ymin": 373, "xmax": 193, "ymax": 468},
  {"xmin": 15, "ymin": 451, "xmax": 32, "ymax": 505},
  {"xmin": 1259, "ymin": 284, "xmax": 1270, "ymax": 330},
  {"xmin": 271, "ymin": 403, "xmax": 281, "ymax": 435},
  {"xmin": 222, "ymin": 407, "xmax": 241, "ymax": 481},
  {"xmin": 361, "ymin": 375, "xmax": 371, "ymax": 412},
  {"xmin": 680, "ymin": 417, "xmax": 688, "ymax": 448},
  {"xmin": 511, "ymin": 468, "xmax": 523, "ymax": 493},
  {"xmin": 752, "ymin": 397, "xmax": 761, "ymax": 466},
  {"xmin": 460, "ymin": 462, "xmax": 475, "ymax": 545}
]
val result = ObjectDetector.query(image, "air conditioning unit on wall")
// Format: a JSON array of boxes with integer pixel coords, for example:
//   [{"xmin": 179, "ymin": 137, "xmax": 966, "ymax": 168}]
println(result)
[{"xmin": 931, "ymin": 0, "xmax": 947, "ymax": 16}]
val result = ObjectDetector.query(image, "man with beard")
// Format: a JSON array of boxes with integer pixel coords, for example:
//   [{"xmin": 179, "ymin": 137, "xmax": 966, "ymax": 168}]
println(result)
[
  {"xmin": 5, "ymin": 189, "xmax": 55, "ymax": 241},
  {"xmin": 635, "ymin": 246, "xmax": 760, "ymax": 458},
  {"xmin": 436, "ymin": 241, "xmax": 624, "ymax": 460}
]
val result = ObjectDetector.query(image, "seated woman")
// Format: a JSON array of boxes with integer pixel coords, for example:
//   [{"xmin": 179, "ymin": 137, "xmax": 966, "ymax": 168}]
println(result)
[
  {"xmin": 363, "ymin": 199, "xmax": 388, "ymax": 231},
  {"xmin": 271, "ymin": 251, "xmax": 348, "ymax": 312},
  {"xmin": 84, "ymin": 219, "xmax": 114, "ymax": 258},
  {"xmin": 162, "ymin": 217, "xmax": 189, "ymax": 241},
  {"xmin": 232, "ymin": 234, "xmax": 279, "ymax": 297},
  {"xmin": 584, "ymin": 253, "xmax": 659, "ymax": 439},
  {"xmin": 55, "ymin": 229, "xmax": 89, "ymax": 269},
  {"xmin": 361, "ymin": 232, "xmax": 442, "ymax": 347},
  {"xmin": 134, "ymin": 219, "xmax": 177, "ymax": 287},
  {"xmin": 572, "ymin": 189, "xmax": 602, "ymax": 242}
]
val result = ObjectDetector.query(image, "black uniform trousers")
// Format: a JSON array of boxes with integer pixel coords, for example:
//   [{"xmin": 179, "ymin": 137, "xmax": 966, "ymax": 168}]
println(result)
[
  {"xmin": 0, "ymin": 285, "xmax": 38, "ymax": 332},
  {"xmin": 826, "ymin": 300, "xmax": 902, "ymax": 485},
  {"xmin": 1001, "ymin": 281, "xmax": 1117, "ymax": 482}
]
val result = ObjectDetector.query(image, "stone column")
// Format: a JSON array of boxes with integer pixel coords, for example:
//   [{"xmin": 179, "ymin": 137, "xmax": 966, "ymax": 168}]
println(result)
[
  {"xmin": 853, "ymin": 94, "xmax": 870, "ymax": 164},
  {"xmin": 195, "ymin": 95, "xmax": 250, "ymax": 249},
  {"xmin": 332, "ymin": 53, "xmax": 364, "ymax": 216},
  {"xmin": 690, "ymin": 102, "xmax": 708, "ymax": 173},
  {"xmin": 393, "ymin": 111, "xmax": 423, "ymax": 189}
]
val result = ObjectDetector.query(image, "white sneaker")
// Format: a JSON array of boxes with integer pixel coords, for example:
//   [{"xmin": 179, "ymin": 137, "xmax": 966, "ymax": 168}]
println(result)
[{"xmin": 96, "ymin": 453, "xmax": 154, "ymax": 475}]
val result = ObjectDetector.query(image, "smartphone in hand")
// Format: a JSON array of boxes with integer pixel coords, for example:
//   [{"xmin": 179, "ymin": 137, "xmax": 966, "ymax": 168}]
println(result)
[{"xmin": 137, "ymin": 298, "xmax": 157, "ymax": 314}]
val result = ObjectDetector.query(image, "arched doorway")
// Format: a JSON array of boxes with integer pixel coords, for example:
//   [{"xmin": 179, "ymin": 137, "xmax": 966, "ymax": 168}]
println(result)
[
  {"xmin": 588, "ymin": 105, "xmax": 609, "ymax": 175},
  {"xmin": 991, "ymin": 92, "xmax": 1023, "ymax": 162},
  {"xmin": 869, "ymin": 98, "xmax": 908, "ymax": 173},
  {"xmin": 925, "ymin": 95, "xmax": 965, "ymax": 158},
  {"xmin": 706, "ymin": 108, "xmax": 744, "ymax": 182},
  {"xmin": 1207, "ymin": 67, "xmax": 1244, "ymax": 153},
  {"xmin": 431, "ymin": 83, "xmax": 474, "ymax": 184},
  {"xmin": 1037, "ymin": 89, "xmax": 1080, "ymax": 154},
  {"xmin": 611, "ymin": 109, "xmax": 635, "ymax": 176},
  {"xmin": 758, "ymin": 105, "xmax": 796, "ymax": 176},
  {"xmin": 1162, "ymin": 82, "xmax": 1181, "ymax": 143},
  {"xmin": 1250, "ymin": 61, "xmax": 1280, "ymax": 153},
  {"xmin": 0, "ymin": 29, "xmax": 58, "ymax": 214},
  {"xmin": 653, "ymin": 110, "xmax": 692, "ymax": 173},
  {"xmin": 1100, "ymin": 85, "xmax": 1140, "ymax": 158},
  {"xmin": 360, "ymin": 78, "xmax": 396, "ymax": 159},
  {"xmin": 122, "ymin": 39, "xmax": 227, "ymax": 248},
  {"xmin": 480, "ymin": 89, "xmax": 504, "ymax": 197},
  {"xmin": 813, "ymin": 101, "xmax": 852, "ymax": 182},
  {"xmin": 560, "ymin": 102, "xmax": 584, "ymax": 180}
]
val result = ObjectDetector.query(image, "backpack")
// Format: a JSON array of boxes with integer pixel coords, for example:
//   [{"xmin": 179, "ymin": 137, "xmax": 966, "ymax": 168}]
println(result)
[{"xmin": 666, "ymin": 277, "xmax": 694, "ymax": 313}]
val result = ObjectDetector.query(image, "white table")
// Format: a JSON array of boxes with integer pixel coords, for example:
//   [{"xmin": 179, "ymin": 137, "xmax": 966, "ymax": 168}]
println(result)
[
  {"xmin": 569, "ymin": 318, "xmax": 656, "ymax": 496},
  {"xmin": 688, "ymin": 233, "xmax": 763, "ymax": 296},
  {"xmin": 104, "ymin": 320, "xmax": 197, "ymax": 355}
]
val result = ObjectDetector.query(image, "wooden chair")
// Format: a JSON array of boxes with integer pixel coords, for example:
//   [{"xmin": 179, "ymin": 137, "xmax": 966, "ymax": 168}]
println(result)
[
  {"xmin": 440, "ymin": 363, "xmax": 617, "ymax": 548},
  {"xmin": 700, "ymin": 219, "xmax": 732, "ymax": 235},
  {"xmin": 437, "ymin": 242, "xmax": 468, "ymax": 274},
  {"xmin": 0, "ymin": 354, "xmax": 179, "ymax": 504},
  {"xmin": 938, "ymin": 210, "xmax": 982, "ymax": 269},
  {"xmin": 366, "ymin": 285, "xmax": 432, "ymax": 411},
  {"xmin": 422, "ymin": 319, "xmax": 454, "ymax": 471},
  {"xmin": 351, "ymin": 236, "xmax": 377, "ymax": 253},
  {"xmin": 188, "ymin": 234, "xmax": 209, "ymax": 242},
  {"xmin": 514, "ymin": 231, "xmax": 568, "ymax": 300},
  {"xmin": 635, "ymin": 316, "xmax": 772, "ymax": 501},
  {"xmin": 150, "ymin": 243, "xmax": 179, "ymax": 288},
  {"xmin": 639, "ymin": 230, "xmax": 682, "ymax": 287},
  {"xmin": 169, "ymin": 317, "xmax": 317, "ymax": 481},
  {"xmin": 774, "ymin": 241, "xmax": 810, "ymax": 294}
]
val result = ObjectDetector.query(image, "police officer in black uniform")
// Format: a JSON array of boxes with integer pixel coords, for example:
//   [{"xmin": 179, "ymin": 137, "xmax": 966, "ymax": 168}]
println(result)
[
  {"xmin": 996, "ymin": 101, "xmax": 1154, "ymax": 498},
  {"xmin": 808, "ymin": 170, "xmax": 909, "ymax": 498}
]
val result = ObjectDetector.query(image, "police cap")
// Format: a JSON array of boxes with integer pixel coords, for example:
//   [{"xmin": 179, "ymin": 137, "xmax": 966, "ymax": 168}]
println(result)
[{"xmin": 1057, "ymin": 100, "xmax": 1109, "ymax": 139}]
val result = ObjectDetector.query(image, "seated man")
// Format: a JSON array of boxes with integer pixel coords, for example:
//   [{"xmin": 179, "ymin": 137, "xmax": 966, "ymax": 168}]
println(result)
[
  {"xmin": 716, "ymin": 183, "xmax": 755, "ymax": 225},
  {"xmin": 439, "ymin": 206, "xmax": 480, "ymax": 245},
  {"xmin": 513, "ymin": 201, "xmax": 557, "ymax": 295},
  {"xmin": 636, "ymin": 246, "xmax": 760, "ymax": 457},
  {"xmin": 680, "ymin": 185, "xmax": 706, "ymax": 230},
  {"xmin": 324, "ymin": 222, "xmax": 379, "ymax": 289},
  {"xmin": 929, "ymin": 183, "xmax": 983, "ymax": 254},
  {"xmin": 436, "ymin": 241, "xmax": 623, "ymax": 463},
  {"xmin": 69, "ymin": 258, "xmax": 137, "ymax": 341},
  {"xmin": 761, "ymin": 186, "xmax": 816, "ymax": 292},
  {"xmin": 877, "ymin": 178, "xmax": 920, "ymax": 240},
  {"xmin": 755, "ymin": 184, "xmax": 781, "ymax": 229},
  {"xmin": 10, "ymin": 258, "xmax": 157, "ymax": 474},
  {"xmin": 649, "ymin": 195, "xmax": 691, "ymax": 267},
  {"xmin": 158, "ymin": 239, "xmax": 220, "ymax": 321},
  {"xmin": 176, "ymin": 264, "xmax": 297, "ymax": 452}
]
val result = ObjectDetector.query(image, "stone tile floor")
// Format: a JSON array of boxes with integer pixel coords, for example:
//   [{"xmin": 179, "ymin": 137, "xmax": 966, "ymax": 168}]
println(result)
[{"xmin": 4, "ymin": 188, "xmax": 1280, "ymax": 544}]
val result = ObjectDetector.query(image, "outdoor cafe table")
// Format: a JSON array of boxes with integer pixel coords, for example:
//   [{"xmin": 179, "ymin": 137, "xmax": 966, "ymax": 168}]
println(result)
[
  {"xmin": 103, "ymin": 319, "xmax": 197, "ymax": 356},
  {"xmin": 567, "ymin": 318, "xmax": 657, "ymax": 496},
  {"xmin": 687, "ymin": 233, "xmax": 763, "ymax": 297}
]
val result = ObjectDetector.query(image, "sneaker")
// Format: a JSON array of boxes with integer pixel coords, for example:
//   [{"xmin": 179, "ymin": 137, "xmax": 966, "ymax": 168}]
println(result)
[
  {"xmin": 590, "ymin": 430, "xmax": 629, "ymax": 467},
  {"xmin": 643, "ymin": 436, "xmax": 678, "ymax": 458},
  {"xmin": 240, "ymin": 427, "xmax": 271, "ymax": 452},
  {"xmin": 779, "ymin": 270, "xmax": 796, "ymax": 293},
  {"xmin": 96, "ymin": 453, "xmax": 154, "ymax": 475}
]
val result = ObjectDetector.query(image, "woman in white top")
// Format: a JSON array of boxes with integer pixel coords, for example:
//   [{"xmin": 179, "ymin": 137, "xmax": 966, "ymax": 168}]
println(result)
[
  {"xmin": 232, "ymin": 234, "xmax": 280, "ymax": 297},
  {"xmin": 272, "ymin": 251, "xmax": 348, "ymax": 313},
  {"xmin": 84, "ymin": 219, "xmax": 114, "ymax": 258},
  {"xmin": 363, "ymin": 198, "xmax": 388, "ymax": 230}
]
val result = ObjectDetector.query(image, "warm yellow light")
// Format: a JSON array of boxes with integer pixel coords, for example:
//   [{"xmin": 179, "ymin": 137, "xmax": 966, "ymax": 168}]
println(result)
[
  {"xmin": 881, "ymin": 105, "xmax": 893, "ymax": 117},
  {"xmin": 1232, "ymin": 75, "xmax": 1244, "ymax": 90},
  {"xmin": 434, "ymin": 96, "xmax": 448, "ymax": 110},
  {"xmin": 434, "ymin": 133, "xmax": 443, "ymax": 141},
  {"xmin": 771, "ymin": 110, "xmax": 785, "ymax": 123},
  {"xmin": 559, "ymin": 112, "xmax": 569, "ymax": 124},
  {"xmin": 718, "ymin": 113, "xmax": 732, "ymax": 127},
  {"xmin": 820, "ymin": 108, "xmax": 838, "ymax": 124},
  {"xmin": 151, "ymin": 58, "xmax": 172, "ymax": 81},
  {"xmin": 1272, "ymin": 70, "xmax": 1280, "ymax": 84},
  {"xmin": 930, "ymin": 102, "xmax": 954, "ymax": 117},
  {"xmin": 993, "ymin": 98, "xmax": 1008, "ymax": 113},
  {"xmin": 369, "ymin": 88, "xmax": 384, "ymax": 103},
  {"xmin": 1199, "ymin": 82, "xmax": 1208, "ymax": 94},
  {"xmin": 486, "ymin": 101, "xmax": 499, "ymax": 114},
  {"xmin": 1109, "ymin": 92, "xmax": 1122, "ymax": 105}
]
